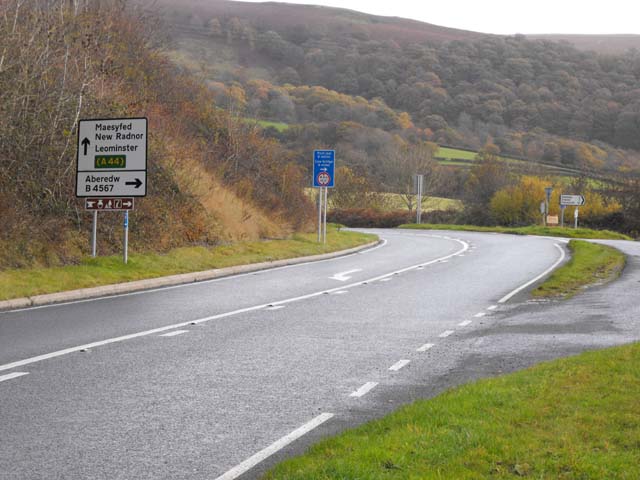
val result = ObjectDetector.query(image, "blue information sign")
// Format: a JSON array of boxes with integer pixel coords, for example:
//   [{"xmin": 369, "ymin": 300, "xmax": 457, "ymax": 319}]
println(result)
[{"xmin": 313, "ymin": 150, "xmax": 335, "ymax": 188}]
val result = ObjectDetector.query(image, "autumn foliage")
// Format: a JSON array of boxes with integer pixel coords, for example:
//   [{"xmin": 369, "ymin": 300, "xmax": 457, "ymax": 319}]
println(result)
[{"xmin": 0, "ymin": 0, "xmax": 313, "ymax": 268}]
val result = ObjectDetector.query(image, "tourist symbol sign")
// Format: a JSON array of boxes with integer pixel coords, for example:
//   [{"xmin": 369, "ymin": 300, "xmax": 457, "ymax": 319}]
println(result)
[{"xmin": 76, "ymin": 118, "xmax": 147, "ymax": 197}]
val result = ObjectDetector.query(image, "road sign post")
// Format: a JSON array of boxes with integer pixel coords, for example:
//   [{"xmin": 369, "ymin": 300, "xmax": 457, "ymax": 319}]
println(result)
[
  {"xmin": 313, "ymin": 150, "xmax": 335, "ymax": 243},
  {"xmin": 92, "ymin": 211, "xmax": 98, "ymax": 258},
  {"xmin": 76, "ymin": 118, "xmax": 147, "ymax": 197},
  {"xmin": 123, "ymin": 210, "xmax": 129, "ymax": 264},
  {"xmin": 77, "ymin": 118, "xmax": 146, "ymax": 262},
  {"xmin": 560, "ymin": 194, "xmax": 585, "ymax": 207},
  {"xmin": 544, "ymin": 187, "xmax": 553, "ymax": 226}
]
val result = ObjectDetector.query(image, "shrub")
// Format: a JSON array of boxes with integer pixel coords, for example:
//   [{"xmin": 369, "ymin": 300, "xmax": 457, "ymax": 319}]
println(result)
[{"xmin": 327, "ymin": 209, "xmax": 412, "ymax": 228}]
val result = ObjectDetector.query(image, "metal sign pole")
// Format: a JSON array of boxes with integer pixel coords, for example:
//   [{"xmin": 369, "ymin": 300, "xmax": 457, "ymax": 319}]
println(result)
[
  {"xmin": 91, "ymin": 210, "xmax": 98, "ymax": 257},
  {"xmin": 317, "ymin": 188, "xmax": 323, "ymax": 243},
  {"xmin": 416, "ymin": 174, "xmax": 423, "ymax": 224},
  {"xmin": 123, "ymin": 210, "xmax": 129, "ymax": 264},
  {"xmin": 323, "ymin": 187, "xmax": 328, "ymax": 244}
]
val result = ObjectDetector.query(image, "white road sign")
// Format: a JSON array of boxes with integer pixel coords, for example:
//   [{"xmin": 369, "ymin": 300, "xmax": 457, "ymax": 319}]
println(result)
[
  {"xmin": 76, "ymin": 117, "xmax": 147, "ymax": 197},
  {"xmin": 560, "ymin": 194, "xmax": 585, "ymax": 206}
]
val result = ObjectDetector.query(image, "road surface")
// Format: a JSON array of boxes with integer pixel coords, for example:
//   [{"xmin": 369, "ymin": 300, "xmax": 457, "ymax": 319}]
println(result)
[{"xmin": 1, "ymin": 229, "xmax": 639, "ymax": 479}]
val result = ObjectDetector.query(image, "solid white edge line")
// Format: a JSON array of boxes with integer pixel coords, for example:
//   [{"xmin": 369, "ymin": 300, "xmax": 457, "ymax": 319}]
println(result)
[
  {"xmin": 0, "ymin": 371, "xmax": 29, "ymax": 383},
  {"xmin": 159, "ymin": 330, "xmax": 189, "ymax": 337},
  {"xmin": 389, "ymin": 359, "xmax": 410, "ymax": 371},
  {"xmin": 439, "ymin": 330, "xmax": 455, "ymax": 338},
  {"xmin": 349, "ymin": 381, "xmax": 378, "ymax": 398},
  {"xmin": 3, "ymin": 239, "xmax": 390, "ymax": 314},
  {"xmin": 498, "ymin": 243, "xmax": 566, "ymax": 304},
  {"xmin": 0, "ymin": 236, "xmax": 469, "ymax": 373},
  {"xmin": 214, "ymin": 413, "xmax": 334, "ymax": 480},
  {"xmin": 417, "ymin": 343, "xmax": 435, "ymax": 352}
]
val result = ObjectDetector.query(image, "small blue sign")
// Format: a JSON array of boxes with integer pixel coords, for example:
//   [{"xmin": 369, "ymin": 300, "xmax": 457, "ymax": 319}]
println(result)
[{"xmin": 313, "ymin": 150, "xmax": 335, "ymax": 188}]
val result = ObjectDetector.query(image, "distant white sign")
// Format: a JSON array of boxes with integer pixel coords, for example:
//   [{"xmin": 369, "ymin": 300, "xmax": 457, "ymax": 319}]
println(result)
[
  {"xmin": 560, "ymin": 194, "xmax": 585, "ymax": 206},
  {"xmin": 76, "ymin": 118, "xmax": 147, "ymax": 197}
]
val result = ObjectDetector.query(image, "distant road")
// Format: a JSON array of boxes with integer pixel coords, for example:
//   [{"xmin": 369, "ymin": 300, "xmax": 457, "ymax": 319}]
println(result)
[{"xmin": 1, "ymin": 229, "xmax": 639, "ymax": 479}]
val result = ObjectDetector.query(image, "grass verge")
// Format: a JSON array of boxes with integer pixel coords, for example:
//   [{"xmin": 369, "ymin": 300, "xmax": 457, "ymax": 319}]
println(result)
[
  {"xmin": 399, "ymin": 223, "xmax": 632, "ymax": 240},
  {"xmin": 265, "ymin": 342, "xmax": 640, "ymax": 479},
  {"xmin": 0, "ymin": 226, "xmax": 376, "ymax": 301},
  {"xmin": 533, "ymin": 240, "xmax": 625, "ymax": 299}
]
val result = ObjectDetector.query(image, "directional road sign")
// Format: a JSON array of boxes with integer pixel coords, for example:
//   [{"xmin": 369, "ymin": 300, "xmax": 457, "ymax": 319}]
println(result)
[
  {"xmin": 76, "ymin": 118, "xmax": 147, "ymax": 197},
  {"xmin": 560, "ymin": 194, "xmax": 585, "ymax": 206},
  {"xmin": 313, "ymin": 150, "xmax": 335, "ymax": 188},
  {"xmin": 85, "ymin": 197, "xmax": 134, "ymax": 211}
]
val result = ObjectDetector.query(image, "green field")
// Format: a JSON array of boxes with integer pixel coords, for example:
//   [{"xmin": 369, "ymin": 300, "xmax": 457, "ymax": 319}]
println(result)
[
  {"xmin": 254, "ymin": 119, "xmax": 290, "ymax": 132},
  {"xmin": 0, "ymin": 227, "xmax": 376, "ymax": 301},
  {"xmin": 265, "ymin": 342, "xmax": 640, "ymax": 479}
]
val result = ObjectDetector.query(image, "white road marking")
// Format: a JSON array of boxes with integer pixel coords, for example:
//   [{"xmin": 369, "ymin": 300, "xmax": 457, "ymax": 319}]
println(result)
[
  {"xmin": 440, "ymin": 260, "xmax": 449, "ymax": 263},
  {"xmin": 379, "ymin": 278, "xmax": 391, "ymax": 282},
  {"xmin": 487, "ymin": 305, "xmax": 498, "ymax": 310},
  {"xmin": 214, "ymin": 413, "xmax": 334, "ymax": 480},
  {"xmin": 417, "ymin": 343, "xmax": 434, "ymax": 352},
  {"xmin": 439, "ymin": 330, "xmax": 455, "ymax": 338},
  {"xmin": 498, "ymin": 243, "xmax": 566, "ymax": 304},
  {"xmin": 349, "ymin": 382, "xmax": 378, "ymax": 397},
  {"xmin": 458, "ymin": 320, "xmax": 472, "ymax": 327},
  {"xmin": 265, "ymin": 305, "xmax": 285, "ymax": 311},
  {"xmin": 330, "ymin": 269, "xmax": 363, "ymax": 282},
  {"xmin": 332, "ymin": 290, "xmax": 349, "ymax": 295},
  {"xmin": 0, "ymin": 372, "xmax": 29, "ymax": 383},
  {"xmin": 389, "ymin": 359, "xmax": 410, "ymax": 371},
  {"xmin": 159, "ymin": 330, "xmax": 189, "ymax": 337},
  {"xmin": 0, "ymin": 237, "xmax": 469, "ymax": 373},
  {"xmin": 3, "ymin": 240, "xmax": 390, "ymax": 314},
  {"xmin": 474, "ymin": 312, "xmax": 486, "ymax": 318}
]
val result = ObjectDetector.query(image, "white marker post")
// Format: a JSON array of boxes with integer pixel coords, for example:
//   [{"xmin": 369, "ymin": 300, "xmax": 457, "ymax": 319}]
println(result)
[
  {"xmin": 574, "ymin": 207, "xmax": 579, "ymax": 229},
  {"xmin": 415, "ymin": 174, "xmax": 424, "ymax": 224}
]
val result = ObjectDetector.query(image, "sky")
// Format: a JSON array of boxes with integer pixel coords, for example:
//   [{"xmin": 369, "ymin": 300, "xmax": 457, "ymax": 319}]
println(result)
[{"xmin": 241, "ymin": 0, "xmax": 640, "ymax": 35}]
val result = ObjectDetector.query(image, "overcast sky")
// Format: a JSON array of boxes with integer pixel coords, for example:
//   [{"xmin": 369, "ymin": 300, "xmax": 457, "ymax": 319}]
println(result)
[{"xmin": 241, "ymin": 0, "xmax": 640, "ymax": 35}]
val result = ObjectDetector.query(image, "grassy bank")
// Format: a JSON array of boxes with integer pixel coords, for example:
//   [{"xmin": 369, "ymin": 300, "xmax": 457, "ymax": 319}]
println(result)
[
  {"xmin": 265, "ymin": 343, "xmax": 640, "ymax": 479},
  {"xmin": 0, "ymin": 227, "xmax": 376, "ymax": 301},
  {"xmin": 533, "ymin": 240, "xmax": 625, "ymax": 299},
  {"xmin": 400, "ymin": 223, "xmax": 632, "ymax": 240}
]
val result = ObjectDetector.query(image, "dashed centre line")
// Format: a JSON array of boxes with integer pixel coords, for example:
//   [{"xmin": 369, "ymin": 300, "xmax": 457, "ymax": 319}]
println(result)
[
  {"xmin": 474, "ymin": 312, "xmax": 486, "ymax": 318},
  {"xmin": 332, "ymin": 290, "xmax": 349, "ymax": 295},
  {"xmin": 417, "ymin": 343, "xmax": 434, "ymax": 352},
  {"xmin": 458, "ymin": 320, "xmax": 472, "ymax": 327},
  {"xmin": 439, "ymin": 330, "xmax": 455, "ymax": 338},
  {"xmin": 266, "ymin": 305, "xmax": 286, "ymax": 311},
  {"xmin": 487, "ymin": 305, "xmax": 498, "ymax": 310},
  {"xmin": 389, "ymin": 359, "xmax": 410, "ymax": 371},
  {"xmin": 349, "ymin": 382, "xmax": 378, "ymax": 398},
  {"xmin": 0, "ymin": 371, "xmax": 29, "ymax": 383},
  {"xmin": 159, "ymin": 330, "xmax": 189, "ymax": 337}
]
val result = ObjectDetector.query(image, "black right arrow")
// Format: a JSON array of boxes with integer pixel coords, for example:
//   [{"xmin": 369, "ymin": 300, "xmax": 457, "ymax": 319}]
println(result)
[
  {"xmin": 125, "ymin": 178, "xmax": 143, "ymax": 189},
  {"xmin": 81, "ymin": 137, "xmax": 90, "ymax": 156}
]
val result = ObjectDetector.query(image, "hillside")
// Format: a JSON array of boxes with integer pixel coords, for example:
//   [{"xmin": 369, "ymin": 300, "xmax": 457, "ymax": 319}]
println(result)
[
  {"xmin": 0, "ymin": 0, "xmax": 312, "ymax": 269},
  {"xmin": 159, "ymin": 0, "xmax": 640, "ymax": 179},
  {"xmin": 527, "ymin": 34, "xmax": 640, "ymax": 55}
]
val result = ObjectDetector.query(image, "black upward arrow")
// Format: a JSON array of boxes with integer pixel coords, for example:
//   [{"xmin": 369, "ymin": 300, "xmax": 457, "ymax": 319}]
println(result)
[
  {"xmin": 125, "ymin": 178, "xmax": 143, "ymax": 189},
  {"xmin": 81, "ymin": 137, "xmax": 90, "ymax": 156}
]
